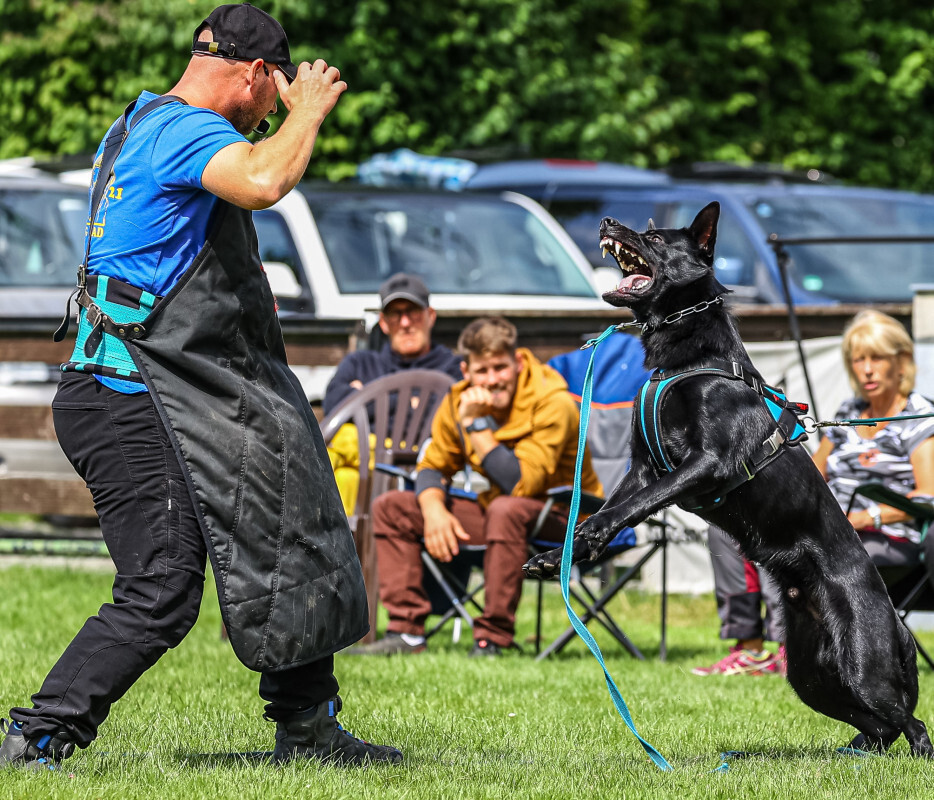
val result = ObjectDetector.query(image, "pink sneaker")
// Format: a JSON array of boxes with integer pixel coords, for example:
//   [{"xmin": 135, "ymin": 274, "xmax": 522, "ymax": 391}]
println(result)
[{"xmin": 691, "ymin": 645, "xmax": 781, "ymax": 676}]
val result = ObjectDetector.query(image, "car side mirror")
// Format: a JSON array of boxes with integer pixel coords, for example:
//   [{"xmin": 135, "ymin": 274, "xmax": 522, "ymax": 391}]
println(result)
[{"xmin": 263, "ymin": 261, "xmax": 302, "ymax": 298}]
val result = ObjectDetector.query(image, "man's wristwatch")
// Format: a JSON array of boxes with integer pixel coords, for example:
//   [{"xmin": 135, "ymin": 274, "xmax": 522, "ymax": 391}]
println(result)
[
  {"xmin": 465, "ymin": 415, "xmax": 495, "ymax": 434},
  {"xmin": 866, "ymin": 503, "xmax": 883, "ymax": 529}
]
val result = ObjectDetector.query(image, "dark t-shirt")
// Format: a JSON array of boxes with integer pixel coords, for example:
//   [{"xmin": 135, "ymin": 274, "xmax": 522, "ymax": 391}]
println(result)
[{"xmin": 323, "ymin": 342, "xmax": 463, "ymax": 415}]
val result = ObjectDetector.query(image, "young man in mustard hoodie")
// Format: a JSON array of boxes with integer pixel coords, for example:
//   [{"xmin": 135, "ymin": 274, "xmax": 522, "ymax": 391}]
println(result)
[{"xmin": 355, "ymin": 316, "xmax": 602, "ymax": 656}]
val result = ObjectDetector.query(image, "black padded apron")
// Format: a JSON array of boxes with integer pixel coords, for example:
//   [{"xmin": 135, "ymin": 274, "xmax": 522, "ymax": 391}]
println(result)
[{"xmin": 127, "ymin": 201, "xmax": 368, "ymax": 671}]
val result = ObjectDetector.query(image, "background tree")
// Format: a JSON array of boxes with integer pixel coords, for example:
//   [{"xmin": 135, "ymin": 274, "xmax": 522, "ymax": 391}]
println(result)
[{"xmin": 2, "ymin": 0, "xmax": 933, "ymax": 189}]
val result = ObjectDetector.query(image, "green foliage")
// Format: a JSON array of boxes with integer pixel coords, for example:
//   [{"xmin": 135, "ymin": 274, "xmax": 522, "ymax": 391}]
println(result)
[{"xmin": 3, "ymin": 0, "xmax": 934, "ymax": 189}]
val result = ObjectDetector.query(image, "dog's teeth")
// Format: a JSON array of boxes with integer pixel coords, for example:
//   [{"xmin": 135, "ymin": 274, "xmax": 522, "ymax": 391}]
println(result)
[
  {"xmin": 614, "ymin": 242, "xmax": 621, "ymax": 255},
  {"xmin": 602, "ymin": 247, "xmax": 608, "ymax": 258}
]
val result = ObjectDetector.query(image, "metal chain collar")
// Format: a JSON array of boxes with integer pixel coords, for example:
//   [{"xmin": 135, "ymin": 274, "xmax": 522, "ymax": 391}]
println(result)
[{"xmin": 613, "ymin": 295, "xmax": 725, "ymax": 335}]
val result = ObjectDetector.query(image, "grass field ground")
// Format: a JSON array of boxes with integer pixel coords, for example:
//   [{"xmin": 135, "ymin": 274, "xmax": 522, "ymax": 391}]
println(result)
[{"xmin": 0, "ymin": 561, "xmax": 932, "ymax": 799}]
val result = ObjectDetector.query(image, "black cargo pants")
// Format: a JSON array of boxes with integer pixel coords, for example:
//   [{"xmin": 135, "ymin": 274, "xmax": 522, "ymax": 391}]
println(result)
[{"xmin": 11, "ymin": 373, "xmax": 338, "ymax": 748}]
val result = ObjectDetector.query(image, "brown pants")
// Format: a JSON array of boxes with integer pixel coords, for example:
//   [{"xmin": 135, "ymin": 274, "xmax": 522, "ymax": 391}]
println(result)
[{"xmin": 371, "ymin": 490, "xmax": 568, "ymax": 646}]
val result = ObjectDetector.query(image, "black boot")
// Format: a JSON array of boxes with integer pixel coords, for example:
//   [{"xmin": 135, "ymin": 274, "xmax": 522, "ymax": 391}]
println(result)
[
  {"xmin": 271, "ymin": 697, "xmax": 403, "ymax": 766},
  {"xmin": 0, "ymin": 719, "xmax": 75, "ymax": 771}
]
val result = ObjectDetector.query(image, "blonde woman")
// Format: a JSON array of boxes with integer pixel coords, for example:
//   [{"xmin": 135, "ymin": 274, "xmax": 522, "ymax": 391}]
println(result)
[{"xmin": 813, "ymin": 310, "xmax": 934, "ymax": 567}]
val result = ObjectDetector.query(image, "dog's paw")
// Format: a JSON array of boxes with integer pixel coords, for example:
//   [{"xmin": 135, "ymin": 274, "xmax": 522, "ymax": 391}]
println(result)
[
  {"xmin": 523, "ymin": 537, "xmax": 600, "ymax": 579},
  {"xmin": 523, "ymin": 547, "xmax": 563, "ymax": 579},
  {"xmin": 575, "ymin": 513, "xmax": 620, "ymax": 561}
]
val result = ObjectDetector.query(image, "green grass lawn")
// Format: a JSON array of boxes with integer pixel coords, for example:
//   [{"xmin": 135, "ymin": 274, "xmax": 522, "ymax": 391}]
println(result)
[{"xmin": 0, "ymin": 562, "xmax": 932, "ymax": 799}]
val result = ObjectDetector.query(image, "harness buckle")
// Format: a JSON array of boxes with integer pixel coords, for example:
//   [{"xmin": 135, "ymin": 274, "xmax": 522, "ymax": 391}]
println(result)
[
  {"xmin": 86, "ymin": 303, "xmax": 102, "ymax": 329},
  {"xmin": 763, "ymin": 429, "xmax": 784, "ymax": 456}
]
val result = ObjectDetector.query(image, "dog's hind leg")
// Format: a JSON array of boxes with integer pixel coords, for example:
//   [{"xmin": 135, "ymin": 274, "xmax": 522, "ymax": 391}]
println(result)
[
  {"xmin": 848, "ymin": 718, "xmax": 933, "ymax": 757},
  {"xmin": 904, "ymin": 718, "xmax": 934, "ymax": 758},
  {"xmin": 848, "ymin": 729, "xmax": 901, "ymax": 755}
]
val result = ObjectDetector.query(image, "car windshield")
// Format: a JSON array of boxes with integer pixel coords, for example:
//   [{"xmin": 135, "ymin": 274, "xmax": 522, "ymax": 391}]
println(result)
[
  {"xmin": 303, "ymin": 193, "xmax": 596, "ymax": 297},
  {"xmin": 0, "ymin": 187, "xmax": 86, "ymax": 287},
  {"xmin": 747, "ymin": 193, "xmax": 934, "ymax": 303}
]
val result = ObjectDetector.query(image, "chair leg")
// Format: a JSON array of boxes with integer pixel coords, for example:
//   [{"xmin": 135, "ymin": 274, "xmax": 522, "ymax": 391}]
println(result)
[
  {"xmin": 659, "ymin": 534, "xmax": 668, "ymax": 662},
  {"xmin": 912, "ymin": 631, "xmax": 934, "ymax": 670},
  {"xmin": 570, "ymin": 581, "xmax": 640, "ymax": 654},
  {"xmin": 535, "ymin": 542, "xmax": 662, "ymax": 661},
  {"xmin": 535, "ymin": 577, "xmax": 544, "ymax": 656},
  {"xmin": 420, "ymin": 551, "xmax": 475, "ymax": 628}
]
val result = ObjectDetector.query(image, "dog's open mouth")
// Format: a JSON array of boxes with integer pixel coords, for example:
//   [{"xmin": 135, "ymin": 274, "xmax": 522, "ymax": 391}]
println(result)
[{"xmin": 600, "ymin": 236, "xmax": 654, "ymax": 295}]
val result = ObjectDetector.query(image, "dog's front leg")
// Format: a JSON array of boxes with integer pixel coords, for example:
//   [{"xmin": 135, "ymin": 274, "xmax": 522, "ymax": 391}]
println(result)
[
  {"xmin": 525, "ymin": 453, "xmax": 722, "ymax": 578},
  {"xmin": 524, "ymin": 458, "xmax": 656, "ymax": 579}
]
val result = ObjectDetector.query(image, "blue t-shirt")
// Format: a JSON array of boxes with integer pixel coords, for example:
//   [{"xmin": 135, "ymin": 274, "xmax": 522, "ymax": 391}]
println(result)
[{"xmin": 85, "ymin": 90, "xmax": 247, "ymax": 392}]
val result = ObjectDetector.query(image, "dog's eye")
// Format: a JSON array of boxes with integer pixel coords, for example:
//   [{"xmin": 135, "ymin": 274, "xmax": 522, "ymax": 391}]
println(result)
[{"xmin": 646, "ymin": 233, "xmax": 662, "ymax": 243}]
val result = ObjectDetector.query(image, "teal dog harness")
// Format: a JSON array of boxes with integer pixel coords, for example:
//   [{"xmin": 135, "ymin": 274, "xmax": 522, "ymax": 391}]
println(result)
[
  {"xmin": 54, "ymin": 94, "xmax": 185, "ymax": 382},
  {"xmin": 637, "ymin": 360, "xmax": 810, "ymax": 511}
]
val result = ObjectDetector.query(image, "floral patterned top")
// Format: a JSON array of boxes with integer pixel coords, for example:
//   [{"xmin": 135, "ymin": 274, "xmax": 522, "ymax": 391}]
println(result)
[{"xmin": 824, "ymin": 392, "xmax": 934, "ymax": 543}]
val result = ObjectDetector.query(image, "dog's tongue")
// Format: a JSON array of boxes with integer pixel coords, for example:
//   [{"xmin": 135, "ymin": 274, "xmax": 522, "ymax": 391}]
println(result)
[{"xmin": 619, "ymin": 274, "xmax": 652, "ymax": 292}]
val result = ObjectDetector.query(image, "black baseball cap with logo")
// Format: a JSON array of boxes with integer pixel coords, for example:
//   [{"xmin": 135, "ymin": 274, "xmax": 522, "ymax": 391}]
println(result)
[{"xmin": 192, "ymin": 3, "xmax": 298, "ymax": 82}]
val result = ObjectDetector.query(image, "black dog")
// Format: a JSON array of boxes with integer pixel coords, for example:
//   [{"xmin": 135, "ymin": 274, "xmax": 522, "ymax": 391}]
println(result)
[{"xmin": 525, "ymin": 202, "xmax": 933, "ymax": 756}]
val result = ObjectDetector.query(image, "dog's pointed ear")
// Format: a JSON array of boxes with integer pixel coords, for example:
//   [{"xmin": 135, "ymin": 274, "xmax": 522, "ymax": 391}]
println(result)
[
  {"xmin": 689, "ymin": 202, "xmax": 720, "ymax": 257},
  {"xmin": 646, "ymin": 218, "xmax": 656, "ymax": 231}
]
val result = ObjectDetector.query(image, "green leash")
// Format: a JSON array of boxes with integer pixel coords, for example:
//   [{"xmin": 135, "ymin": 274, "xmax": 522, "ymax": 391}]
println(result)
[{"xmin": 806, "ymin": 412, "xmax": 934, "ymax": 432}]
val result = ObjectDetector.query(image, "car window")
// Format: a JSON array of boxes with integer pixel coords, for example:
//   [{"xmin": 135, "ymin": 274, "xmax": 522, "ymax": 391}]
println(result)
[
  {"xmin": 748, "ymin": 193, "xmax": 934, "ymax": 302},
  {"xmin": 670, "ymin": 203, "xmax": 757, "ymax": 287},
  {"xmin": 0, "ymin": 189, "xmax": 86, "ymax": 287},
  {"xmin": 253, "ymin": 210, "xmax": 304, "ymax": 283},
  {"xmin": 304, "ymin": 194, "xmax": 596, "ymax": 297}
]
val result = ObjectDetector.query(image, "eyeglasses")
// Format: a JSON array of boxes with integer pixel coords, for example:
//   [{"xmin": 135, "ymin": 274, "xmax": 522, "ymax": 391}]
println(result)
[{"xmin": 383, "ymin": 306, "xmax": 426, "ymax": 323}]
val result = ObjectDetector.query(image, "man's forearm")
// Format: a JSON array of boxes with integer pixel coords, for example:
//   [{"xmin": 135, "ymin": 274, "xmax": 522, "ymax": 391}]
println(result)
[
  {"xmin": 417, "ymin": 486, "xmax": 447, "ymax": 515},
  {"xmin": 242, "ymin": 107, "xmax": 323, "ymax": 201}
]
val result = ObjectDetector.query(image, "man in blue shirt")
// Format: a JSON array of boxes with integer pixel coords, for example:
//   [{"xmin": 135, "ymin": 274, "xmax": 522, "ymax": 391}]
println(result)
[{"xmin": 0, "ymin": 3, "xmax": 401, "ymax": 770}]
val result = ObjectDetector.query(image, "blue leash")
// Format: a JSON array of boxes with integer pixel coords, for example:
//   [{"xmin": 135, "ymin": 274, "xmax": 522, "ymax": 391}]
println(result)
[{"xmin": 562, "ymin": 325, "xmax": 672, "ymax": 771}]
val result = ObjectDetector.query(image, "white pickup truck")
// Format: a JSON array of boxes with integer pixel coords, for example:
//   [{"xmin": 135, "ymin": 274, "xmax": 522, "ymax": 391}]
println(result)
[{"xmin": 2, "ymin": 169, "xmax": 611, "ymax": 399}]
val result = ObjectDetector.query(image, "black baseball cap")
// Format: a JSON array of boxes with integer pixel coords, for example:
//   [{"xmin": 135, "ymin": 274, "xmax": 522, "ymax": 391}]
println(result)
[
  {"xmin": 379, "ymin": 274, "xmax": 430, "ymax": 310},
  {"xmin": 192, "ymin": 3, "xmax": 298, "ymax": 82}
]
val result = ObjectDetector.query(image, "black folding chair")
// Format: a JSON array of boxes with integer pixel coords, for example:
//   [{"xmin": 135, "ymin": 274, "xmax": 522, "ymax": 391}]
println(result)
[
  {"xmin": 848, "ymin": 481, "xmax": 934, "ymax": 669},
  {"xmin": 525, "ymin": 486, "xmax": 670, "ymax": 661}
]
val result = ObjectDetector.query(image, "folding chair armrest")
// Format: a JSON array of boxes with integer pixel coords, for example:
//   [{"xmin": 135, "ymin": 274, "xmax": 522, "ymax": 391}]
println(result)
[
  {"xmin": 374, "ymin": 462, "xmax": 416, "ymax": 491},
  {"xmin": 545, "ymin": 485, "xmax": 605, "ymax": 516},
  {"xmin": 375, "ymin": 463, "xmax": 415, "ymax": 480},
  {"xmin": 851, "ymin": 482, "xmax": 934, "ymax": 522}
]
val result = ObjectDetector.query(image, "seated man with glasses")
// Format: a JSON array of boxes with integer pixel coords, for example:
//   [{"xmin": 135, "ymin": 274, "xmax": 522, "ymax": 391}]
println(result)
[{"xmin": 323, "ymin": 273, "xmax": 463, "ymax": 513}]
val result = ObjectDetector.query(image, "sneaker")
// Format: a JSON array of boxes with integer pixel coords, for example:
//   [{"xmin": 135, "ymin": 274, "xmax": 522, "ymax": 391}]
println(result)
[
  {"xmin": 469, "ymin": 639, "xmax": 502, "ymax": 657},
  {"xmin": 270, "ymin": 697, "xmax": 403, "ymax": 766},
  {"xmin": 345, "ymin": 632, "xmax": 425, "ymax": 656},
  {"xmin": 690, "ymin": 646, "xmax": 780, "ymax": 676},
  {"xmin": 0, "ymin": 719, "xmax": 75, "ymax": 771}
]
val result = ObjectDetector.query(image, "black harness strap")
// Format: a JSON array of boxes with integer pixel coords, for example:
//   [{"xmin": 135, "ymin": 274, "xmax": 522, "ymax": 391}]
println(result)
[
  {"xmin": 637, "ymin": 360, "xmax": 810, "ymax": 511},
  {"xmin": 53, "ymin": 95, "xmax": 188, "ymax": 353}
]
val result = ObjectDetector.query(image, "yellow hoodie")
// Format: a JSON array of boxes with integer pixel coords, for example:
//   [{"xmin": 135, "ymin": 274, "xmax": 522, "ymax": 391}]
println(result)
[{"xmin": 419, "ymin": 348, "xmax": 603, "ymax": 507}]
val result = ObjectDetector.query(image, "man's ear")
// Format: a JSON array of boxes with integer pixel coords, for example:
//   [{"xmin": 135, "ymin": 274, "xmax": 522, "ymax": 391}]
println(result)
[
  {"xmin": 425, "ymin": 307, "xmax": 437, "ymax": 330},
  {"xmin": 245, "ymin": 58, "xmax": 264, "ymax": 88},
  {"xmin": 378, "ymin": 313, "xmax": 390, "ymax": 337},
  {"xmin": 515, "ymin": 350, "xmax": 525, "ymax": 373},
  {"xmin": 689, "ymin": 201, "xmax": 720, "ymax": 257},
  {"xmin": 460, "ymin": 359, "xmax": 469, "ymax": 381}
]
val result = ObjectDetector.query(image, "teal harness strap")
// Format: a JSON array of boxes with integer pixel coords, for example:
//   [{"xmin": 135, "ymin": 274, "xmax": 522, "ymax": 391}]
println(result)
[{"xmin": 562, "ymin": 324, "xmax": 672, "ymax": 772}]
